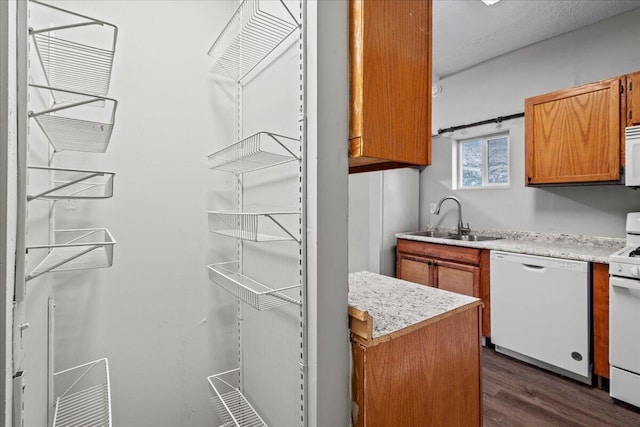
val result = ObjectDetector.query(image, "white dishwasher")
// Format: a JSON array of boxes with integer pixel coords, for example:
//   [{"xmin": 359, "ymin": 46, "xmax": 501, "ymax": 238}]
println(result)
[{"xmin": 490, "ymin": 251, "xmax": 591, "ymax": 384}]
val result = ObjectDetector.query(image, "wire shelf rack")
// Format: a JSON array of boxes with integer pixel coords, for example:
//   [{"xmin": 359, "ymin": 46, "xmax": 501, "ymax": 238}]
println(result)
[
  {"xmin": 208, "ymin": 0, "xmax": 299, "ymax": 81},
  {"xmin": 208, "ymin": 211, "xmax": 300, "ymax": 242},
  {"xmin": 208, "ymin": 261, "xmax": 301, "ymax": 310},
  {"xmin": 27, "ymin": 228, "xmax": 116, "ymax": 281},
  {"xmin": 29, "ymin": 84, "xmax": 118, "ymax": 153},
  {"xmin": 52, "ymin": 358, "xmax": 112, "ymax": 427},
  {"xmin": 207, "ymin": 368, "xmax": 268, "ymax": 427},
  {"xmin": 208, "ymin": 132, "xmax": 300, "ymax": 173},
  {"xmin": 29, "ymin": 0, "xmax": 118, "ymax": 98},
  {"xmin": 27, "ymin": 166, "xmax": 115, "ymax": 201}
]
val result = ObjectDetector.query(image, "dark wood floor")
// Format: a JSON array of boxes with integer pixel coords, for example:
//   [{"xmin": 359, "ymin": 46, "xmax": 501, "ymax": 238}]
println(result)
[{"xmin": 483, "ymin": 347, "xmax": 640, "ymax": 427}]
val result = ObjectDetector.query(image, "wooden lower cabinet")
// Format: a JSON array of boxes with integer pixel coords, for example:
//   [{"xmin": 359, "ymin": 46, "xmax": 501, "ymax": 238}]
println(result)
[
  {"xmin": 351, "ymin": 304, "xmax": 482, "ymax": 427},
  {"xmin": 593, "ymin": 262, "xmax": 610, "ymax": 380},
  {"xmin": 437, "ymin": 259, "xmax": 479, "ymax": 296},
  {"xmin": 397, "ymin": 239, "xmax": 491, "ymax": 336}
]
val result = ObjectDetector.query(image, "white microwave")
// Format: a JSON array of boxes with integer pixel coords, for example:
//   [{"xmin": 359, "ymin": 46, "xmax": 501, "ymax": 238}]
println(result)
[{"xmin": 626, "ymin": 126, "xmax": 640, "ymax": 186}]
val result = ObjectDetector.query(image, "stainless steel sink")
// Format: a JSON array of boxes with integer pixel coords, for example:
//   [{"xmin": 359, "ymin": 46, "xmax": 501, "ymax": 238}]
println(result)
[
  {"xmin": 446, "ymin": 234, "xmax": 502, "ymax": 242},
  {"xmin": 407, "ymin": 231, "xmax": 502, "ymax": 241},
  {"xmin": 409, "ymin": 230, "xmax": 454, "ymax": 238}
]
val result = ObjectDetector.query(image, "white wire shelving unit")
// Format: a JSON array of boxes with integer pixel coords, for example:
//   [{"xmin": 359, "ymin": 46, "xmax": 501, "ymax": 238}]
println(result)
[
  {"xmin": 29, "ymin": 0, "xmax": 118, "ymax": 98},
  {"xmin": 26, "ymin": 228, "xmax": 116, "ymax": 281},
  {"xmin": 208, "ymin": 132, "xmax": 300, "ymax": 174},
  {"xmin": 52, "ymin": 358, "xmax": 112, "ymax": 427},
  {"xmin": 207, "ymin": 0, "xmax": 300, "ymax": 82},
  {"xmin": 208, "ymin": 211, "xmax": 300, "ymax": 242},
  {"xmin": 29, "ymin": 84, "xmax": 118, "ymax": 153},
  {"xmin": 205, "ymin": 0, "xmax": 305, "ymax": 424},
  {"xmin": 207, "ymin": 369, "xmax": 267, "ymax": 427},
  {"xmin": 27, "ymin": 166, "xmax": 115, "ymax": 201},
  {"xmin": 207, "ymin": 261, "xmax": 301, "ymax": 311}
]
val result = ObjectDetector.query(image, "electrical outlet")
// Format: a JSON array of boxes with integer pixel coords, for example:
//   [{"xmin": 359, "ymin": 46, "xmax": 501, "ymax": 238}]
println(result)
[{"xmin": 430, "ymin": 203, "xmax": 437, "ymax": 214}]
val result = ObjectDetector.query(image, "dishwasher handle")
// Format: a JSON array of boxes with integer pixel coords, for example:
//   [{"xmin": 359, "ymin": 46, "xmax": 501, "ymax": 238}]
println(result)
[{"xmin": 522, "ymin": 263, "xmax": 546, "ymax": 271}]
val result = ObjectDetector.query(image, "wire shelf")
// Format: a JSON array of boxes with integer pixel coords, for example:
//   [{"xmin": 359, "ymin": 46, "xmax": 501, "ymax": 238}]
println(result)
[
  {"xmin": 27, "ymin": 166, "xmax": 115, "ymax": 201},
  {"xmin": 208, "ymin": 211, "xmax": 300, "ymax": 242},
  {"xmin": 208, "ymin": 261, "xmax": 301, "ymax": 310},
  {"xmin": 29, "ymin": 0, "xmax": 118, "ymax": 98},
  {"xmin": 208, "ymin": 132, "xmax": 300, "ymax": 173},
  {"xmin": 29, "ymin": 84, "xmax": 118, "ymax": 153},
  {"xmin": 27, "ymin": 228, "xmax": 116, "ymax": 281},
  {"xmin": 207, "ymin": 368, "xmax": 268, "ymax": 427},
  {"xmin": 208, "ymin": 0, "xmax": 299, "ymax": 81},
  {"xmin": 52, "ymin": 358, "xmax": 112, "ymax": 427}
]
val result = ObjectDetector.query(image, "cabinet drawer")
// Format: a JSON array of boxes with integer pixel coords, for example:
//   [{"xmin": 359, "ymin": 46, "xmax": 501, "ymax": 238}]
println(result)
[{"xmin": 397, "ymin": 239, "xmax": 480, "ymax": 265}]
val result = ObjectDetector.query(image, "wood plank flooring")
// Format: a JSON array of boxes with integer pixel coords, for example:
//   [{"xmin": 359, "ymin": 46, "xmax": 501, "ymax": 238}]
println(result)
[{"xmin": 483, "ymin": 347, "xmax": 640, "ymax": 427}]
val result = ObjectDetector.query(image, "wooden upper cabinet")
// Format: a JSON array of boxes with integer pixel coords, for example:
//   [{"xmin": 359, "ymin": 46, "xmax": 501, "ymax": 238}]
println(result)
[
  {"xmin": 348, "ymin": 0, "xmax": 432, "ymax": 174},
  {"xmin": 525, "ymin": 77, "xmax": 624, "ymax": 185},
  {"xmin": 628, "ymin": 71, "xmax": 640, "ymax": 126}
]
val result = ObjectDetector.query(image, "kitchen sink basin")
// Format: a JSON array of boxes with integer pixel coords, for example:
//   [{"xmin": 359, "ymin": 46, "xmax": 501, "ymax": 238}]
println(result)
[
  {"xmin": 407, "ymin": 231, "xmax": 502, "ymax": 242},
  {"xmin": 446, "ymin": 234, "xmax": 502, "ymax": 242},
  {"xmin": 409, "ymin": 230, "xmax": 454, "ymax": 238}
]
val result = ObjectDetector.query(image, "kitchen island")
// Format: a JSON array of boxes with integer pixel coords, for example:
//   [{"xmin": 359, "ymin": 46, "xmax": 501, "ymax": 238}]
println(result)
[{"xmin": 349, "ymin": 271, "xmax": 483, "ymax": 427}]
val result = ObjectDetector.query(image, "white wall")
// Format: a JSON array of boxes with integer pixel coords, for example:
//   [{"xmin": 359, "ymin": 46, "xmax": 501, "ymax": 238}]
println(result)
[
  {"xmin": 47, "ymin": 2, "xmax": 237, "ymax": 426},
  {"xmin": 423, "ymin": 8, "xmax": 640, "ymax": 238},
  {"xmin": 348, "ymin": 169, "xmax": 420, "ymax": 276},
  {"xmin": 305, "ymin": 2, "xmax": 350, "ymax": 425},
  {"xmin": 0, "ymin": 1, "xmax": 16, "ymax": 424}
]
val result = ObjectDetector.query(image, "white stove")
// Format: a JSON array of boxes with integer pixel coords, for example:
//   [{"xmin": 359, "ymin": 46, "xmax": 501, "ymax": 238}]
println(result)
[{"xmin": 609, "ymin": 212, "xmax": 640, "ymax": 408}]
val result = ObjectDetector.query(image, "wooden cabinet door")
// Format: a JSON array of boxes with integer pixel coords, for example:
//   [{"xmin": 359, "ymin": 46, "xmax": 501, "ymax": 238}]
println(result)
[
  {"xmin": 348, "ymin": 0, "xmax": 432, "ymax": 173},
  {"xmin": 397, "ymin": 254, "xmax": 433, "ymax": 287},
  {"xmin": 593, "ymin": 262, "xmax": 610, "ymax": 380},
  {"xmin": 525, "ymin": 77, "xmax": 623, "ymax": 185},
  {"xmin": 397, "ymin": 239, "xmax": 490, "ymax": 336},
  {"xmin": 435, "ymin": 259, "xmax": 479, "ymax": 297},
  {"xmin": 628, "ymin": 71, "xmax": 640, "ymax": 126}
]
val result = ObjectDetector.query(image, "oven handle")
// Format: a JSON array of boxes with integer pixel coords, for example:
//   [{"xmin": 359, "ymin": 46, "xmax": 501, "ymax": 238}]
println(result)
[{"xmin": 611, "ymin": 276, "xmax": 640, "ymax": 291}]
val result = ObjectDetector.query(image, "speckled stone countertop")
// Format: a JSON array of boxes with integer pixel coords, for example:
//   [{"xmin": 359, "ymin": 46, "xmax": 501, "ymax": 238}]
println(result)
[
  {"xmin": 348, "ymin": 271, "xmax": 480, "ymax": 339},
  {"xmin": 396, "ymin": 227, "xmax": 625, "ymax": 264}
]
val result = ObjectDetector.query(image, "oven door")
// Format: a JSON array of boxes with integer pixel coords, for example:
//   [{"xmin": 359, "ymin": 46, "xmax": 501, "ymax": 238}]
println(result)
[
  {"xmin": 610, "ymin": 276, "xmax": 640, "ymax": 372},
  {"xmin": 610, "ymin": 275, "xmax": 640, "ymax": 407}
]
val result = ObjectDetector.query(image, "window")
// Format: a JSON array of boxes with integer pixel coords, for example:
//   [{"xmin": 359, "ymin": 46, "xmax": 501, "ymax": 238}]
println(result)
[{"xmin": 457, "ymin": 133, "xmax": 509, "ymax": 189}]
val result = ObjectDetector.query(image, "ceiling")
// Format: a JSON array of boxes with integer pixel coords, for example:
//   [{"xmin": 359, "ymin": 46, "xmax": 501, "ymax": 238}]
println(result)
[{"xmin": 433, "ymin": 0, "xmax": 640, "ymax": 79}]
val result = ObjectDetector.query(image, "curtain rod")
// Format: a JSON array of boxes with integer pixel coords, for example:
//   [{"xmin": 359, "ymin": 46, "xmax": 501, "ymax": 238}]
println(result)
[{"xmin": 437, "ymin": 112, "xmax": 524, "ymax": 135}]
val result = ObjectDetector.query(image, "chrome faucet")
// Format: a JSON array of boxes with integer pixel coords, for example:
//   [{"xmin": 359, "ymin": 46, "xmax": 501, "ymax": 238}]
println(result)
[{"xmin": 434, "ymin": 196, "xmax": 471, "ymax": 235}]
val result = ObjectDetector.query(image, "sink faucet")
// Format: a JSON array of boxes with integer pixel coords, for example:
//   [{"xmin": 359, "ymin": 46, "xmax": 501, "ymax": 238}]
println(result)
[{"xmin": 434, "ymin": 196, "xmax": 471, "ymax": 235}]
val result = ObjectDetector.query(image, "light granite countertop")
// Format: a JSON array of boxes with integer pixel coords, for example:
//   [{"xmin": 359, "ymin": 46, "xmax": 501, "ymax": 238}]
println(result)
[
  {"xmin": 348, "ymin": 271, "xmax": 480, "ymax": 339},
  {"xmin": 396, "ymin": 227, "xmax": 625, "ymax": 264}
]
